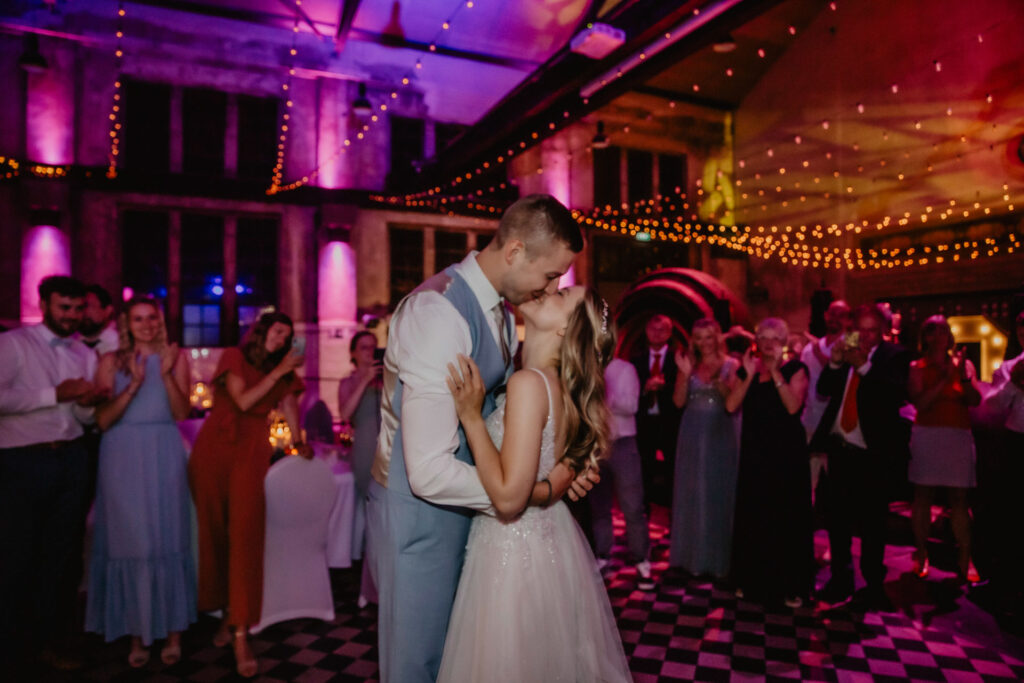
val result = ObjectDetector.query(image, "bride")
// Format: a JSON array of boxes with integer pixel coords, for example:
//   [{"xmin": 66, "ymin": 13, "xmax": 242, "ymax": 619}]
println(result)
[{"xmin": 438, "ymin": 285, "xmax": 633, "ymax": 682}]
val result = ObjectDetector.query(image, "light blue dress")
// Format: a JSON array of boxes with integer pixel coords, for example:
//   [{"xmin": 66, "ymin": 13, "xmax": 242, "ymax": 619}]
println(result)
[
  {"xmin": 669, "ymin": 368, "xmax": 740, "ymax": 577},
  {"xmin": 86, "ymin": 354, "xmax": 197, "ymax": 645}
]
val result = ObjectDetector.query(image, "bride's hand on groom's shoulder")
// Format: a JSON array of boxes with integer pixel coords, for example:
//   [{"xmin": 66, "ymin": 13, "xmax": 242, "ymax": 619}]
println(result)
[{"xmin": 447, "ymin": 354, "xmax": 485, "ymax": 422}]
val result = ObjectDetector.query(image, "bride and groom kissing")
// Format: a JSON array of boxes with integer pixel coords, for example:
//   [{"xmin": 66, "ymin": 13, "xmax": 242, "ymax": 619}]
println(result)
[{"xmin": 366, "ymin": 195, "xmax": 633, "ymax": 682}]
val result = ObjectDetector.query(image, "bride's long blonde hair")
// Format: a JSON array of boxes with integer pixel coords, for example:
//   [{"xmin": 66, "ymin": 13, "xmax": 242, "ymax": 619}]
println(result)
[{"xmin": 558, "ymin": 288, "xmax": 616, "ymax": 472}]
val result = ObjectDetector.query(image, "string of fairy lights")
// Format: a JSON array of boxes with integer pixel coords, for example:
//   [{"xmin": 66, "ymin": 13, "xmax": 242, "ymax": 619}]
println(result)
[
  {"xmin": 5, "ymin": 0, "xmax": 1021, "ymax": 274},
  {"xmin": 266, "ymin": 6, "xmax": 302, "ymax": 194},
  {"xmin": 105, "ymin": 1, "xmax": 126, "ymax": 179},
  {"xmin": 268, "ymin": 0, "xmax": 483, "ymax": 194}
]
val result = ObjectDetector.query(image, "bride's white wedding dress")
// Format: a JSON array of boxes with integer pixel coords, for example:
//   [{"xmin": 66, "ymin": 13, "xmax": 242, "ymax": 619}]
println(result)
[{"xmin": 438, "ymin": 369, "xmax": 633, "ymax": 682}]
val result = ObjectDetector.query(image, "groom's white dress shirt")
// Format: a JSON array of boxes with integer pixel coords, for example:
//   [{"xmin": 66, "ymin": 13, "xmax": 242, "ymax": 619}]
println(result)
[
  {"xmin": 372, "ymin": 251, "xmax": 515, "ymax": 512},
  {"xmin": 0, "ymin": 324, "xmax": 97, "ymax": 448}
]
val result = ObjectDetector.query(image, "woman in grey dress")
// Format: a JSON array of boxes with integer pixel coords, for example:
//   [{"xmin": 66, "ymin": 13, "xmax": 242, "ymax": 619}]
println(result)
[
  {"xmin": 669, "ymin": 318, "xmax": 740, "ymax": 577},
  {"xmin": 337, "ymin": 331, "xmax": 382, "ymax": 603}
]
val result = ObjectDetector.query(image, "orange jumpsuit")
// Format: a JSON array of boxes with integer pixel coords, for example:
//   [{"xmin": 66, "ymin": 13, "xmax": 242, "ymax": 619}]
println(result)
[{"xmin": 187, "ymin": 347, "xmax": 303, "ymax": 626}]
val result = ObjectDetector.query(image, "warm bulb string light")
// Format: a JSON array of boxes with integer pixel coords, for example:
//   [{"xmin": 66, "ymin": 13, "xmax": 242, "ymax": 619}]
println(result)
[
  {"xmin": 267, "ymin": 7, "xmax": 302, "ymax": 194},
  {"xmin": 735, "ymin": 12, "xmax": 1012, "ymax": 219},
  {"xmin": 396, "ymin": 0, "xmax": 479, "ymax": 87},
  {"xmin": 105, "ymin": 1, "xmax": 126, "ymax": 179},
  {"xmin": 579, "ymin": 209, "xmax": 1021, "ymax": 271},
  {"xmin": 386, "ymin": 2, "xmax": 1015, "ymax": 228},
  {"xmin": 0, "ymin": 156, "xmax": 20, "ymax": 179},
  {"xmin": 268, "ymin": 99, "xmax": 387, "ymax": 194},
  {"xmin": 271, "ymin": 0, "xmax": 481, "ymax": 195}
]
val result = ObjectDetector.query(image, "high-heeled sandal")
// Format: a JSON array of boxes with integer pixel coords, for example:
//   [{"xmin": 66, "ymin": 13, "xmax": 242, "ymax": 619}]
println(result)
[
  {"xmin": 957, "ymin": 561, "xmax": 981, "ymax": 584},
  {"xmin": 912, "ymin": 552, "xmax": 929, "ymax": 579},
  {"xmin": 233, "ymin": 629, "xmax": 258, "ymax": 679}
]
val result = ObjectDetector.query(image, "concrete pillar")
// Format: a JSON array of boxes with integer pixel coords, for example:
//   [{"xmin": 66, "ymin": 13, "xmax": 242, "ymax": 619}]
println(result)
[
  {"xmin": 167, "ymin": 212, "xmax": 182, "ymax": 341},
  {"xmin": 224, "ymin": 93, "xmax": 238, "ymax": 178},
  {"xmin": 222, "ymin": 215, "xmax": 238, "ymax": 344},
  {"xmin": 170, "ymin": 86, "xmax": 183, "ymax": 173}
]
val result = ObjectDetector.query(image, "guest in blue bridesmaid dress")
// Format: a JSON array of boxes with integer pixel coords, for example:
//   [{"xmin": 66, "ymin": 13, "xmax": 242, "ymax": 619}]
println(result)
[
  {"xmin": 86, "ymin": 296, "xmax": 196, "ymax": 667},
  {"xmin": 669, "ymin": 318, "xmax": 740, "ymax": 578}
]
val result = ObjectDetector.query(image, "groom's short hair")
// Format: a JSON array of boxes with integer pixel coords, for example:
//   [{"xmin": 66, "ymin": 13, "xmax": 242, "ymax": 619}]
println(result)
[{"xmin": 493, "ymin": 194, "xmax": 583, "ymax": 256}]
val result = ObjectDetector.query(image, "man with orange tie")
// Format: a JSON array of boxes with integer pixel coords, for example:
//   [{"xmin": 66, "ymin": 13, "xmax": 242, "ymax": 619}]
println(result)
[
  {"xmin": 631, "ymin": 314, "xmax": 681, "ymax": 510},
  {"xmin": 812, "ymin": 303, "xmax": 911, "ymax": 610}
]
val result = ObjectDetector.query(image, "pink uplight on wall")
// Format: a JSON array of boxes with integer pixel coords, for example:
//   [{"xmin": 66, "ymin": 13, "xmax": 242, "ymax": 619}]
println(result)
[
  {"xmin": 21, "ymin": 225, "xmax": 71, "ymax": 323},
  {"xmin": 318, "ymin": 241, "xmax": 357, "ymax": 324},
  {"xmin": 26, "ymin": 68, "xmax": 74, "ymax": 166}
]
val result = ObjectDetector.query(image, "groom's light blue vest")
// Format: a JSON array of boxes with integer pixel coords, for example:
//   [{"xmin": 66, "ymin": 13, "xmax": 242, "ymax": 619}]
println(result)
[{"xmin": 369, "ymin": 265, "xmax": 511, "ymax": 683}]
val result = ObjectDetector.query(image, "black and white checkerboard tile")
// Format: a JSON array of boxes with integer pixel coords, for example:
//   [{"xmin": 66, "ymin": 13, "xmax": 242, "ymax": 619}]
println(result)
[{"xmin": 49, "ymin": 508, "xmax": 1024, "ymax": 682}]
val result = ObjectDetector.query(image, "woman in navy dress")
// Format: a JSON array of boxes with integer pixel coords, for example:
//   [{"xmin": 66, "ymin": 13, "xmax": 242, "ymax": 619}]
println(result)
[
  {"xmin": 86, "ymin": 297, "xmax": 195, "ymax": 667},
  {"xmin": 726, "ymin": 317, "xmax": 813, "ymax": 607}
]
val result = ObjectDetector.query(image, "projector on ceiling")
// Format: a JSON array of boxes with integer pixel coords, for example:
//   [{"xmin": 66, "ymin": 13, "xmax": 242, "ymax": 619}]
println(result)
[{"xmin": 570, "ymin": 23, "xmax": 626, "ymax": 60}]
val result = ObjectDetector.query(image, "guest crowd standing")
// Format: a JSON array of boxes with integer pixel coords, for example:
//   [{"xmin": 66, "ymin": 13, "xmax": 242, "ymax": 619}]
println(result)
[
  {"xmin": 813, "ymin": 304, "xmax": 912, "ymax": 609},
  {"xmin": 669, "ymin": 318, "xmax": 739, "ymax": 579},
  {"xmin": 337, "ymin": 330, "xmax": 383, "ymax": 606},
  {"xmin": 187, "ymin": 312, "xmax": 306, "ymax": 678},
  {"xmin": 589, "ymin": 356, "xmax": 653, "ymax": 586},
  {"xmin": 85, "ymin": 296, "xmax": 196, "ymax": 666},
  {"xmin": 800, "ymin": 300, "xmax": 852, "ymax": 500},
  {"xmin": 726, "ymin": 317, "xmax": 813, "ymax": 607},
  {"xmin": 982, "ymin": 311, "xmax": 1024, "ymax": 610},
  {"xmin": 631, "ymin": 314, "xmax": 681, "ymax": 508},
  {"xmin": 907, "ymin": 315, "xmax": 982, "ymax": 581},
  {"xmin": 0, "ymin": 276, "xmax": 107, "ymax": 671},
  {"xmin": 79, "ymin": 283, "xmax": 120, "ymax": 355}
]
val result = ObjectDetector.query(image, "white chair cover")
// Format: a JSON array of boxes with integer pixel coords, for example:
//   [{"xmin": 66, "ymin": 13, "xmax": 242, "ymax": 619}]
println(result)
[{"xmin": 251, "ymin": 455, "xmax": 337, "ymax": 633}]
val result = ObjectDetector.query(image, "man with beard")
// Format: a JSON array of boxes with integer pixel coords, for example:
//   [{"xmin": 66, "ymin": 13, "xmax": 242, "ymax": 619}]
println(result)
[
  {"xmin": 0, "ymin": 276, "xmax": 109, "ymax": 672},
  {"xmin": 77, "ymin": 284, "xmax": 119, "ymax": 355}
]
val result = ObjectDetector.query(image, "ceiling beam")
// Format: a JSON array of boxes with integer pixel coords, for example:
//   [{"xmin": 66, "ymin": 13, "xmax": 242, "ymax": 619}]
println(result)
[
  {"xmin": 418, "ymin": 0, "xmax": 786, "ymax": 191},
  {"xmin": 277, "ymin": 0, "xmax": 324, "ymax": 37},
  {"xmin": 347, "ymin": 27, "xmax": 539, "ymax": 71},
  {"xmin": 334, "ymin": 0, "xmax": 363, "ymax": 50},
  {"xmin": 127, "ymin": 0, "xmax": 333, "ymax": 32}
]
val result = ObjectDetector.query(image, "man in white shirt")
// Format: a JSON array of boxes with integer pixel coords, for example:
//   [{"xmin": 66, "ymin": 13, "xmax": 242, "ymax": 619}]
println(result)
[
  {"xmin": 800, "ymin": 300, "xmax": 851, "ymax": 500},
  {"xmin": 77, "ymin": 284, "xmax": 120, "ymax": 356},
  {"xmin": 589, "ymin": 357, "xmax": 653, "ymax": 587},
  {"xmin": 0, "ymin": 276, "xmax": 108, "ymax": 671},
  {"xmin": 367, "ymin": 195, "xmax": 594, "ymax": 683}
]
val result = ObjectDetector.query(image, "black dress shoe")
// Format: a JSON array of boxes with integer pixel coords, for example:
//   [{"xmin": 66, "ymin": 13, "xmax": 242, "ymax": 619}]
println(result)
[{"xmin": 817, "ymin": 579, "xmax": 854, "ymax": 604}]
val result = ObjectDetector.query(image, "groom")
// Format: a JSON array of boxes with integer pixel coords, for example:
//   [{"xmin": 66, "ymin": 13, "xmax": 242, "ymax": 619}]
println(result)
[{"xmin": 367, "ymin": 194, "xmax": 588, "ymax": 683}]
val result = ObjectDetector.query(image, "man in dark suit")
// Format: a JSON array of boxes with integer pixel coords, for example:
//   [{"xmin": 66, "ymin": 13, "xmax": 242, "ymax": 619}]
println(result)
[
  {"xmin": 631, "ymin": 314, "xmax": 681, "ymax": 509},
  {"xmin": 812, "ymin": 303, "xmax": 912, "ymax": 610}
]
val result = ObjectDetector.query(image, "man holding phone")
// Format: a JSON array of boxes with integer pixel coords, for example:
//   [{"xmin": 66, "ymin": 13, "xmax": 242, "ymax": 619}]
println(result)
[{"xmin": 812, "ymin": 303, "xmax": 912, "ymax": 610}]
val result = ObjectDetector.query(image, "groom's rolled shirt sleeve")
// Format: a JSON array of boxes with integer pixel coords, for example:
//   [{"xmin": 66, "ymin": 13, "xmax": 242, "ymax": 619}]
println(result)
[{"xmin": 396, "ymin": 293, "xmax": 494, "ymax": 512}]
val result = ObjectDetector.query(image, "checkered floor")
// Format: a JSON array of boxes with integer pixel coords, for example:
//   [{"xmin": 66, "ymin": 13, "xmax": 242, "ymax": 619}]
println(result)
[{"xmin": 34, "ymin": 506, "xmax": 1024, "ymax": 682}]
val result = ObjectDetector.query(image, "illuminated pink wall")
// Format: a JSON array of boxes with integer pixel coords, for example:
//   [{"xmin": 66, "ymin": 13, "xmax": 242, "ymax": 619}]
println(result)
[
  {"xmin": 318, "ymin": 241, "xmax": 357, "ymax": 324},
  {"xmin": 21, "ymin": 225, "xmax": 72, "ymax": 323},
  {"xmin": 25, "ymin": 49, "xmax": 74, "ymax": 165}
]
